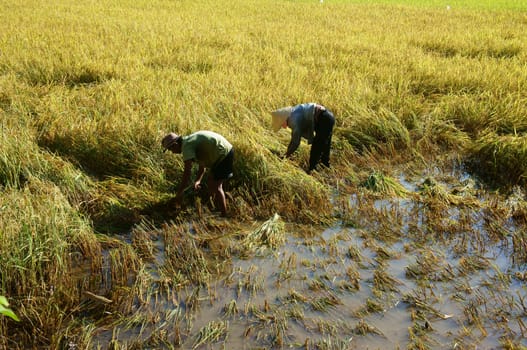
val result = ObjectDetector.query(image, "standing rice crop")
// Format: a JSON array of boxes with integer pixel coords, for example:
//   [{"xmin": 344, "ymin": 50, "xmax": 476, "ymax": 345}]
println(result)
[
  {"xmin": 0, "ymin": 180, "xmax": 101, "ymax": 346},
  {"xmin": 469, "ymin": 133, "xmax": 527, "ymax": 188}
]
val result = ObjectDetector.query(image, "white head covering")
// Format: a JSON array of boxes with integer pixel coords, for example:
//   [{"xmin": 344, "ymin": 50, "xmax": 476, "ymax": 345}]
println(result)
[{"xmin": 270, "ymin": 107, "xmax": 292, "ymax": 132}]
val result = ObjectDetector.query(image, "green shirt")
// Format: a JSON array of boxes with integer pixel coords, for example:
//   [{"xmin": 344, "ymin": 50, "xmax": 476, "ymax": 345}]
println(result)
[{"xmin": 181, "ymin": 131, "xmax": 232, "ymax": 168}]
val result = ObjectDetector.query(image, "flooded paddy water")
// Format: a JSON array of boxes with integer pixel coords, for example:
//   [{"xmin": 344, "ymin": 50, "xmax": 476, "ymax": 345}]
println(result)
[{"xmin": 91, "ymin": 164, "xmax": 527, "ymax": 350}]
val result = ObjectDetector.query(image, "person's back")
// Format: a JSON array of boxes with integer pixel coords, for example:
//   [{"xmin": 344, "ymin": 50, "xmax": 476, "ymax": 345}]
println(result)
[
  {"xmin": 289, "ymin": 103, "xmax": 316, "ymax": 145},
  {"xmin": 182, "ymin": 131, "xmax": 232, "ymax": 168},
  {"xmin": 270, "ymin": 102, "xmax": 335, "ymax": 173}
]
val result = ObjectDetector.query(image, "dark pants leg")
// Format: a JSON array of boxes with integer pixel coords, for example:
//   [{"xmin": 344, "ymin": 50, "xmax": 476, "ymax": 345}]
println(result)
[{"xmin": 309, "ymin": 110, "xmax": 335, "ymax": 171}]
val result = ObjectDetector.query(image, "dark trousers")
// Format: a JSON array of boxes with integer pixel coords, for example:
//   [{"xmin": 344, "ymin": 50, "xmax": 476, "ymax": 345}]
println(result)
[{"xmin": 309, "ymin": 109, "xmax": 335, "ymax": 171}]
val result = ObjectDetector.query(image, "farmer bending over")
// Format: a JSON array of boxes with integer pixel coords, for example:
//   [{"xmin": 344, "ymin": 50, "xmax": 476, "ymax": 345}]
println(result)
[
  {"xmin": 162, "ymin": 130, "xmax": 234, "ymax": 216},
  {"xmin": 271, "ymin": 103, "xmax": 335, "ymax": 173}
]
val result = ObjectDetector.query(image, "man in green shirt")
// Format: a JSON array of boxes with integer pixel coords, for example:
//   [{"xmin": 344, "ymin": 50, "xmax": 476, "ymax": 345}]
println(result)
[{"xmin": 162, "ymin": 130, "xmax": 234, "ymax": 217}]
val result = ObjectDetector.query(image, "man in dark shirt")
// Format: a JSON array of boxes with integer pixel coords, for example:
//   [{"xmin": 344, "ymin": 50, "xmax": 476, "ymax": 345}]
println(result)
[{"xmin": 271, "ymin": 103, "xmax": 335, "ymax": 173}]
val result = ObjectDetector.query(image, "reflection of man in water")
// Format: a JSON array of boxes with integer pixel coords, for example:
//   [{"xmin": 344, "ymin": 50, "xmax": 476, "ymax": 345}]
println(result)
[
  {"xmin": 162, "ymin": 130, "xmax": 234, "ymax": 216},
  {"xmin": 271, "ymin": 103, "xmax": 335, "ymax": 173}
]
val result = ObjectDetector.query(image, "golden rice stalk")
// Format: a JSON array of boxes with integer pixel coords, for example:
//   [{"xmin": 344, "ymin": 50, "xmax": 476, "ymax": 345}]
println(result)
[
  {"xmin": 361, "ymin": 170, "xmax": 409, "ymax": 197},
  {"xmin": 222, "ymin": 300, "xmax": 239, "ymax": 318},
  {"xmin": 131, "ymin": 220, "xmax": 159, "ymax": 261},
  {"xmin": 241, "ymin": 213, "xmax": 285, "ymax": 254},
  {"xmin": 353, "ymin": 319, "xmax": 384, "ymax": 337},
  {"xmin": 192, "ymin": 320, "xmax": 229, "ymax": 349},
  {"xmin": 417, "ymin": 177, "xmax": 478, "ymax": 207},
  {"xmin": 405, "ymin": 249, "xmax": 455, "ymax": 282},
  {"xmin": 470, "ymin": 132, "xmax": 527, "ymax": 187},
  {"xmin": 373, "ymin": 268, "xmax": 402, "ymax": 292},
  {"xmin": 403, "ymin": 293, "xmax": 453, "ymax": 320}
]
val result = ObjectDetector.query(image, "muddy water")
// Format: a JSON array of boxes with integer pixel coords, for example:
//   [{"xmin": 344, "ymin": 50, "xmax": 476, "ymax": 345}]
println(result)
[{"xmin": 92, "ymin": 175, "xmax": 527, "ymax": 349}]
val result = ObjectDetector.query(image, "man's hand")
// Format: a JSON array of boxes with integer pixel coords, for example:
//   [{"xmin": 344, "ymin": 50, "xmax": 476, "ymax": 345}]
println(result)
[{"xmin": 194, "ymin": 180, "xmax": 202, "ymax": 191}]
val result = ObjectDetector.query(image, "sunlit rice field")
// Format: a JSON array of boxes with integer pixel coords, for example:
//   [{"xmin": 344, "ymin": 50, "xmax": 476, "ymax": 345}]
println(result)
[{"xmin": 1, "ymin": 0, "xmax": 526, "ymax": 348}]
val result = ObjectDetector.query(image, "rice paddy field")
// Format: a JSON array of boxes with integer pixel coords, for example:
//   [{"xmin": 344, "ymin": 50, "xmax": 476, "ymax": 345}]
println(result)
[{"xmin": 1, "ymin": 0, "xmax": 527, "ymax": 349}]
